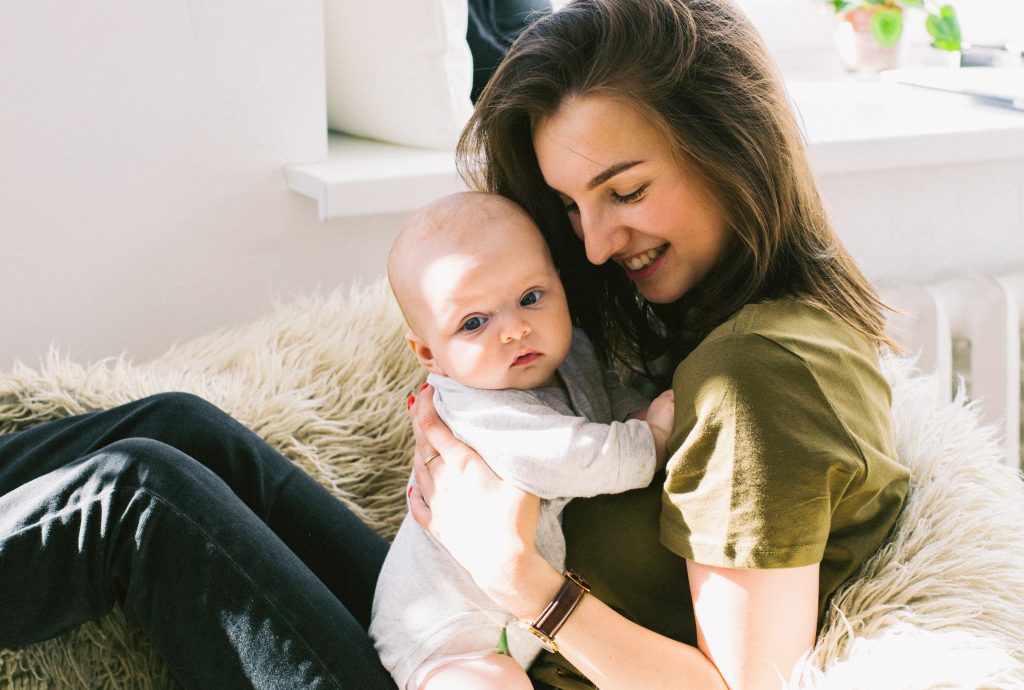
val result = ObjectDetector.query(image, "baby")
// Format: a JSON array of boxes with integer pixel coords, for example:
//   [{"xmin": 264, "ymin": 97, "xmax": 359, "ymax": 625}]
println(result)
[{"xmin": 372, "ymin": 192, "xmax": 674, "ymax": 690}]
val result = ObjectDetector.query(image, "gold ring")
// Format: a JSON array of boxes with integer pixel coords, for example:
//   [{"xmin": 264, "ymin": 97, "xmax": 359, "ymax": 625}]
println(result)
[{"xmin": 424, "ymin": 451, "xmax": 441, "ymax": 466}]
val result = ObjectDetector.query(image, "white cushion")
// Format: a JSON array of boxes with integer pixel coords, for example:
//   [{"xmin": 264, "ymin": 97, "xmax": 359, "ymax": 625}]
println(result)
[{"xmin": 324, "ymin": 0, "xmax": 474, "ymax": 151}]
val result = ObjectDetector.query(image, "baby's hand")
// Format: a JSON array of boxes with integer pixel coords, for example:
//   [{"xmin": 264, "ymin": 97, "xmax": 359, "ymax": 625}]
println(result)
[{"xmin": 645, "ymin": 389, "xmax": 675, "ymax": 468}]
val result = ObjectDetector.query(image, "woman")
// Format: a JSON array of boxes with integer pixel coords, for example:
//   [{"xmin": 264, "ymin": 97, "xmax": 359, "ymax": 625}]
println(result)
[
  {"xmin": 406, "ymin": 1, "xmax": 910, "ymax": 689},
  {"xmin": 2, "ymin": 2, "xmax": 905, "ymax": 688}
]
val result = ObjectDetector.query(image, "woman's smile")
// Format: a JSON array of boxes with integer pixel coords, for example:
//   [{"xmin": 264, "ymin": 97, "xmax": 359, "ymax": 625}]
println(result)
[{"xmin": 620, "ymin": 244, "xmax": 669, "ymax": 278}]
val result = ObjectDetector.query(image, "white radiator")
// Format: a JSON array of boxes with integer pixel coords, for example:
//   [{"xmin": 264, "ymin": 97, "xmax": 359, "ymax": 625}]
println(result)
[{"xmin": 881, "ymin": 272, "xmax": 1024, "ymax": 470}]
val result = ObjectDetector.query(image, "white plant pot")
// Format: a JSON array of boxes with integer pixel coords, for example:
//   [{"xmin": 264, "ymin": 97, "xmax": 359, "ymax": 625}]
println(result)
[{"xmin": 833, "ymin": 16, "xmax": 908, "ymax": 73}]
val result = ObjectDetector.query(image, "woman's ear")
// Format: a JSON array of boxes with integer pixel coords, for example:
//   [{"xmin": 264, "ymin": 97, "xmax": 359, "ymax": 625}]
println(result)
[{"xmin": 406, "ymin": 329, "xmax": 446, "ymax": 376}]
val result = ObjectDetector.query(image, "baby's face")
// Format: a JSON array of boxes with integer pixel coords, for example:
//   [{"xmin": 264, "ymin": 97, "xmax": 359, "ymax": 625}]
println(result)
[{"xmin": 412, "ymin": 214, "xmax": 572, "ymax": 390}]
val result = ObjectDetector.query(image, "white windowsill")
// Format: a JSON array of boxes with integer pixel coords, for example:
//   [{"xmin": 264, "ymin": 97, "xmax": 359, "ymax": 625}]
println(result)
[
  {"xmin": 286, "ymin": 71, "xmax": 1024, "ymax": 221},
  {"xmin": 284, "ymin": 134, "xmax": 466, "ymax": 221},
  {"xmin": 790, "ymin": 71, "xmax": 1024, "ymax": 176}
]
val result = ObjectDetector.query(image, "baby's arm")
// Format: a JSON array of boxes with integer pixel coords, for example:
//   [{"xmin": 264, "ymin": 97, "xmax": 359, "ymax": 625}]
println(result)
[
  {"xmin": 629, "ymin": 389, "xmax": 675, "ymax": 470},
  {"xmin": 433, "ymin": 384, "xmax": 659, "ymax": 501}
]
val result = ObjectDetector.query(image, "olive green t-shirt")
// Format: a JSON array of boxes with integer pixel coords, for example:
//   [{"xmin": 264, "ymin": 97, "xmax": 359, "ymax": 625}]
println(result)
[{"xmin": 529, "ymin": 299, "xmax": 910, "ymax": 689}]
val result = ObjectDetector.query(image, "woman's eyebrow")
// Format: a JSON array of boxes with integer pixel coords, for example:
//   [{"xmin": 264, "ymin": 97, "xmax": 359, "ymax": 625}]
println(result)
[{"xmin": 587, "ymin": 160, "xmax": 644, "ymax": 190}]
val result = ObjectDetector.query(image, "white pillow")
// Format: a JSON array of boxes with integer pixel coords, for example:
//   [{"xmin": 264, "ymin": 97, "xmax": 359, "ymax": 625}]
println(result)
[{"xmin": 324, "ymin": 0, "xmax": 474, "ymax": 151}]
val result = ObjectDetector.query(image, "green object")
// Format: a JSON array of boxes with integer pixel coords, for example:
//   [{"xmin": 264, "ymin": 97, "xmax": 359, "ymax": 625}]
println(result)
[
  {"xmin": 496, "ymin": 626, "xmax": 510, "ymax": 656},
  {"xmin": 926, "ymin": 5, "xmax": 962, "ymax": 51},
  {"xmin": 817, "ymin": 0, "xmax": 962, "ymax": 51},
  {"xmin": 870, "ymin": 8, "xmax": 903, "ymax": 47}
]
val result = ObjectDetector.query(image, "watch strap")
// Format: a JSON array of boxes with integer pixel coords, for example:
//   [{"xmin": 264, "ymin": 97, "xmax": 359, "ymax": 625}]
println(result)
[{"xmin": 518, "ymin": 570, "xmax": 590, "ymax": 652}]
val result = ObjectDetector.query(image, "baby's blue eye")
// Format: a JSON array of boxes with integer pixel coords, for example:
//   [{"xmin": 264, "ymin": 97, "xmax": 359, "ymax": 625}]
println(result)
[
  {"xmin": 461, "ymin": 316, "xmax": 487, "ymax": 332},
  {"xmin": 520, "ymin": 290, "xmax": 542, "ymax": 307}
]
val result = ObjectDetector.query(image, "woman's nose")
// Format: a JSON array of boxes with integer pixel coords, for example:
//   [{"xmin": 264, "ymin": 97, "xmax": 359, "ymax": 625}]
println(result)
[
  {"xmin": 500, "ymin": 316, "xmax": 530, "ymax": 344},
  {"xmin": 578, "ymin": 209, "xmax": 628, "ymax": 265}
]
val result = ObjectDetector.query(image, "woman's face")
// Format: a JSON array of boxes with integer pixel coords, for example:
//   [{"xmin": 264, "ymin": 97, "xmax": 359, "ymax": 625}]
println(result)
[{"xmin": 532, "ymin": 94, "xmax": 729, "ymax": 305}]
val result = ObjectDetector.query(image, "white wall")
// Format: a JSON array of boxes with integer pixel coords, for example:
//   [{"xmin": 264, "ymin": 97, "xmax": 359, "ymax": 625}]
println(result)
[
  {"xmin": 0, "ymin": 0, "xmax": 408, "ymax": 369},
  {"xmin": 818, "ymin": 160, "xmax": 1024, "ymax": 285},
  {"xmin": 2, "ymin": 0, "xmax": 1020, "ymax": 369}
]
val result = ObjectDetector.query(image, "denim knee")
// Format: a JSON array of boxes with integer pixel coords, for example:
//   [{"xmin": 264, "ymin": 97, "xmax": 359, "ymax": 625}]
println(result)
[
  {"xmin": 135, "ymin": 391, "xmax": 235, "ymax": 428},
  {"xmin": 92, "ymin": 437, "xmax": 219, "ymax": 501},
  {"xmin": 126, "ymin": 392, "xmax": 264, "ymax": 459}
]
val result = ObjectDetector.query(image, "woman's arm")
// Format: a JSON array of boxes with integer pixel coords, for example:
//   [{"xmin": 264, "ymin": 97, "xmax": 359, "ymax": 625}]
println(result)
[
  {"xmin": 483, "ymin": 554, "xmax": 816, "ymax": 690},
  {"xmin": 684, "ymin": 561, "xmax": 818, "ymax": 690},
  {"xmin": 408, "ymin": 385, "xmax": 817, "ymax": 690}
]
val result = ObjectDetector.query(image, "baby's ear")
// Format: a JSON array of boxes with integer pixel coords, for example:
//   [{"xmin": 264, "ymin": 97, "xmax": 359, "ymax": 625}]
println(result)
[{"xmin": 405, "ymin": 329, "xmax": 445, "ymax": 375}]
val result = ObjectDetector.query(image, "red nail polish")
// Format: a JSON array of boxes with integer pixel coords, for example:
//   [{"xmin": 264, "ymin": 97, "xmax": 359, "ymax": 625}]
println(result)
[
  {"xmin": 407, "ymin": 394, "xmax": 415, "ymax": 409},
  {"xmin": 419, "ymin": 382, "xmax": 429, "ymax": 392},
  {"xmin": 408, "ymin": 485, "xmax": 414, "ymax": 497}
]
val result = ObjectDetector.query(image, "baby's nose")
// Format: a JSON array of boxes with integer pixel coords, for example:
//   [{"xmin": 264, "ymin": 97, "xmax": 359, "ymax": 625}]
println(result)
[{"xmin": 501, "ymin": 318, "xmax": 530, "ymax": 343}]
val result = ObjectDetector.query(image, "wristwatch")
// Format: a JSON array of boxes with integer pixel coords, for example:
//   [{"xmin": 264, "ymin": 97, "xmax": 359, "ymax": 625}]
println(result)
[{"xmin": 514, "ymin": 570, "xmax": 590, "ymax": 653}]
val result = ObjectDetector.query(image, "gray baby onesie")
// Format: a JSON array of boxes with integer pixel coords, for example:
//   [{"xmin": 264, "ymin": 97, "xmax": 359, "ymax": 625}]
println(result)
[{"xmin": 369, "ymin": 328, "xmax": 656, "ymax": 689}]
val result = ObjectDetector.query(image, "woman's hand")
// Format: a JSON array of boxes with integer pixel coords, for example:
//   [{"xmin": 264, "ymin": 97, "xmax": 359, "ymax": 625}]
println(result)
[{"xmin": 407, "ymin": 384, "xmax": 557, "ymax": 615}]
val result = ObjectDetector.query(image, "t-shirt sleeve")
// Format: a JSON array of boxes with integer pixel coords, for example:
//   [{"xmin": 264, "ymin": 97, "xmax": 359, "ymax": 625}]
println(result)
[{"xmin": 659, "ymin": 333, "xmax": 859, "ymax": 569}]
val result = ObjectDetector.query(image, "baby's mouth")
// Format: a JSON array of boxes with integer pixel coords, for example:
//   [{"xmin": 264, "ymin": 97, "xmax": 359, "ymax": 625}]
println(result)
[{"xmin": 512, "ymin": 351, "xmax": 540, "ymax": 367}]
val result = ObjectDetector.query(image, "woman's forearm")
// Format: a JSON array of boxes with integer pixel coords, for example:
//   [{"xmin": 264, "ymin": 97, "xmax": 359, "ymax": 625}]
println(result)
[
  {"xmin": 554, "ymin": 594, "xmax": 728, "ymax": 690},
  {"xmin": 508, "ymin": 554, "xmax": 727, "ymax": 690}
]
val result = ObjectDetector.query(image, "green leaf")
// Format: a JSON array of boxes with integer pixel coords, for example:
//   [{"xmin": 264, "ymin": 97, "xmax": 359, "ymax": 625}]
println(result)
[
  {"xmin": 871, "ymin": 8, "xmax": 903, "ymax": 47},
  {"xmin": 926, "ymin": 5, "xmax": 961, "ymax": 51},
  {"xmin": 900, "ymin": 0, "xmax": 924, "ymax": 6},
  {"xmin": 496, "ymin": 627, "xmax": 510, "ymax": 656}
]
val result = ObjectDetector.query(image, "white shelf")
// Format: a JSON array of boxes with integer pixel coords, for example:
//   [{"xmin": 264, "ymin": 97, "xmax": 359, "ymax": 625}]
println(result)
[
  {"xmin": 789, "ymin": 72, "xmax": 1024, "ymax": 176},
  {"xmin": 284, "ymin": 133, "xmax": 466, "ymax": 221},
  {"xmin": 288, "ymin": 73, "xmax": 1024, "ymax": 220}
]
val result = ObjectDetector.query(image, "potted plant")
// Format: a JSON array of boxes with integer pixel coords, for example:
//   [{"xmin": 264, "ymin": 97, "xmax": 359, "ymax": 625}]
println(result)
[{"xmin": 820, "ymin": 0, "xmax": 962, "ymax": 72}]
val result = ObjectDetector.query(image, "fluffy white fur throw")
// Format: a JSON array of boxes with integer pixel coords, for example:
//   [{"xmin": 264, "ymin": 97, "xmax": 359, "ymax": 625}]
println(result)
[
  {"xmin": 1, "ymin": 281, "xmax": 1021, "ymax": 689},
  {"xmin": 792, "ymin": 354, "xmax": 1024, "ymax": 689}
]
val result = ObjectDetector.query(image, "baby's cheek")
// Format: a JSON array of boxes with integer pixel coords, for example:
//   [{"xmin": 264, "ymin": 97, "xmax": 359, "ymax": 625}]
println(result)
[{"xmin": 444, "ymin": 343, "xmax": 489, "ymax": 385}]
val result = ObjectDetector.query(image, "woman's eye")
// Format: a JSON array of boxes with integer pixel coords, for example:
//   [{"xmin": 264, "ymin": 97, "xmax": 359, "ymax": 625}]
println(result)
[
  {"xmin": 460, "ymin": 316, "xmax": 487, "ymax": 332},
  {"xmin": 520, "ymin": 290, "xmax": 542, "ymax": 307},
  {"xmin": 613, "ymin": 185, "xmax": 648, "ymax": 204},
  {"xmin": 559, "ymin": 196, "xmax": 579, "ymax": 213}
]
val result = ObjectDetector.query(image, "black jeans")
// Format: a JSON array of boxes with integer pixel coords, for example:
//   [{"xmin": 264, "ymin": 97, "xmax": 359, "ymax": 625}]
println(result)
[{"xmin": 0, "ymin": 392, "xmax": 397, "ymax": 689}]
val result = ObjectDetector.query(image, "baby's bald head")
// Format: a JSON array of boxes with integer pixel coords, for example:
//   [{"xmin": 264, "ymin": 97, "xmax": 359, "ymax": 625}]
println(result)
[
  {"xmin": 388, "ymin": 192, "xmax": 552, "ymax": 337},
  {"xmin": 388, "ymin": 192, "xmax": 573, "ymax": 390}
]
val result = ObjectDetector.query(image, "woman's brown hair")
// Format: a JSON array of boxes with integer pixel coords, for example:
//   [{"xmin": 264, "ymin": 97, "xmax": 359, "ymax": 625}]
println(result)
[{"xmin": 458, "ymin": 0, "xmax": 896, "ymax": 381}]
